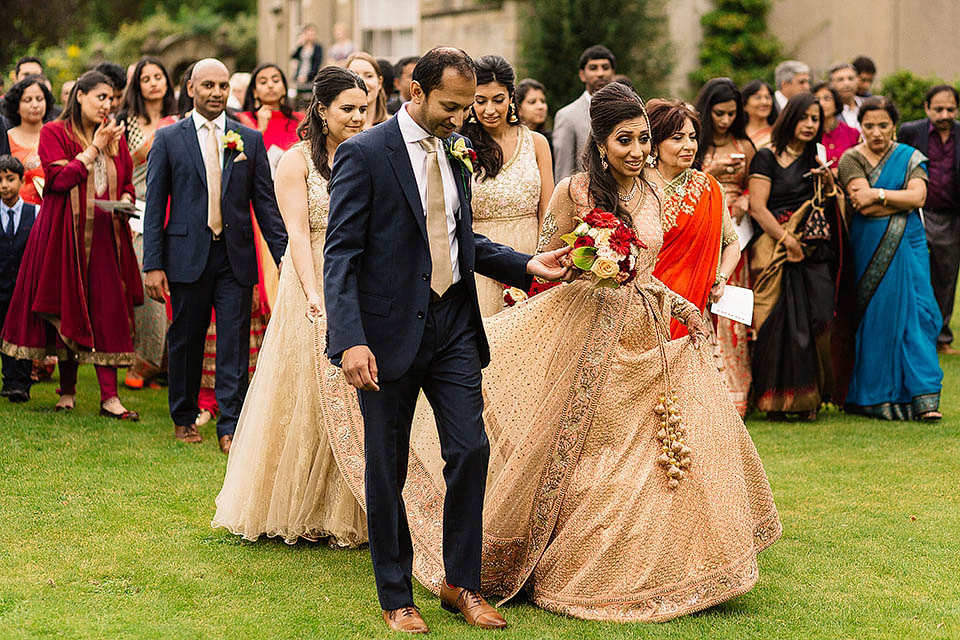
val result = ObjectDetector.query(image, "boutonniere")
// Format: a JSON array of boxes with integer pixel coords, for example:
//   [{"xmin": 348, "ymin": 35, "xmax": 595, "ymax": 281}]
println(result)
[
  {"xmin": 223, "ymin": 130, "xmax": 244, "ymax": 154},
  {"xmin": 446, "ymin": 137, "xmax": 477, "ymax": 174}
]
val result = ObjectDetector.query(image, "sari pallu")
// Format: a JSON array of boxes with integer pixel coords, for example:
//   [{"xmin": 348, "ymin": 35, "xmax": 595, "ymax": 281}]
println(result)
[
  {"xmin": 845, "ymin": 143, "xmax": 942, "ymax": 419},
  {"xmin": 1, "ymin": 121, "xmax": 142, "ymax": 365},
  {"xmin": 748, "ymin": 179, "xmax": 849, "ymax": 412},
  {"xmin": 653, "ymin": 170, "xmax": 725, "ymax": 338}
]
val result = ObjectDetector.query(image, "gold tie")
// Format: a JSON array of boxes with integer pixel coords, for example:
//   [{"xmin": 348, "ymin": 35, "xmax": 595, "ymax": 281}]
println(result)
[
  {"xmin": 418, "ymin": 137, "xmax": 453, "ymax": 295},
  {"xmin": 203, "ymin": 122, "xmax": 223, "ymax": 236}
]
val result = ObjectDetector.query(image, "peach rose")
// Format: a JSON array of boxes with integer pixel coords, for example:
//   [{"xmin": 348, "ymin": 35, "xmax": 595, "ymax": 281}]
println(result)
[{"xmin": 591, "ymin": 258, "xmax": 620, "ymax": 280}]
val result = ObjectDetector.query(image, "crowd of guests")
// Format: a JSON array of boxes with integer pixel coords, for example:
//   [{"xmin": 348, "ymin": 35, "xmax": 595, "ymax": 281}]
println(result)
[{"xmin": 0, "ymin": 43, "xmax": 952, "ymax": 436}]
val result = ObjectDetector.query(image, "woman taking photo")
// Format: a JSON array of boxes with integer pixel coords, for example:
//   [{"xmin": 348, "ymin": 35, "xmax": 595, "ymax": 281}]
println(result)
[
  {"xmin": 693, "ymin": 78, "xmax": 755, "ymax": 414},
  {"xmin": 214, "ymin": 66, "xmax": 370, "ymax": 545},
  {"xmin": 459, "ymin": 55, "xmax": 554, "ymax": 315},
  {"xmin": 117, "ymin": 56, "xmax": 178, "ymax": 390},
  {"xmin": 837, "ymin": 96, "xmax": 942, "ymax": 420},
  {"xmin": 747, "ymin": 92, "xmax": 844, "ymax": 421},
  {"xmin": 742, "ymin": 79, "xmax": 776, "ymax": 149},
  {"xmin": 345, "ymin": 52, "xmax": 388, "ymax": 129},
  {"xmin": 645, "ymin": 99, "xmax": 740, "ymax": 340},
  {"xmin": 3, "ymin": 75, "xmax": 55, "ymax": 205},
  {"xmin": 1, "ymin": 71, "xmax": 142, "ymax": 419}
]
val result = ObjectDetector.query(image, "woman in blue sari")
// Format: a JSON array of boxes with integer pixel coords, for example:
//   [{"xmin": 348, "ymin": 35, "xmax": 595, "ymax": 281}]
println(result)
[{"xmin": 838, "ymin": 96, "xmax": 943, "ymax": 420}]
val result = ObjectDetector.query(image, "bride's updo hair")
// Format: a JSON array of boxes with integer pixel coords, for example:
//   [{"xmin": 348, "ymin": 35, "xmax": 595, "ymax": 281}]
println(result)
[
  {"xmin": 297, "ymin": 65, "xmax": 368, "ymax": 180},
  {"xmin": 581, "ymin": 82, "xmax": 657, "ymax": 226}
]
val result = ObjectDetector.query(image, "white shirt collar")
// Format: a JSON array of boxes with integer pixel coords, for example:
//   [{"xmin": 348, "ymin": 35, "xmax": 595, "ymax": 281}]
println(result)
[
  {"xmin": 398, "ymin": 103, "xmax": 434, "ymax": 145},
  {"xmin": 1, "ymin": 198, "xmax": 24, "ymax": 217},
  {"xmin": 583, "ymin": 90, "xmax": 592, "ymax": 104},
  {"xmin": 192, "ymin": 110, "xmax": 227, "ymax": 132}
]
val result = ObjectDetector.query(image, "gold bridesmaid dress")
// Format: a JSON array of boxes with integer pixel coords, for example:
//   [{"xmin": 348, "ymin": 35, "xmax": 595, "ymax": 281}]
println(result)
[
  {"xmin": 212, "ymin": 141, "xmax": 366, "ymax": 547},
  {"xmin": 471, "ymin": 125, "xmax": 541, "ymax": 316}
]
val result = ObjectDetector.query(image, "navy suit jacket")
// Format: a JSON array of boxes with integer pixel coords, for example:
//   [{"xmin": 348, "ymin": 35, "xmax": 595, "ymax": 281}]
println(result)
[
  {"xmin": 142, "ymin": 116, "xmax": 287, "ymax": 286},
  {"xmin": 0, "ymin": 202, "xmax": 36, "ymax": 300},
  {"xmin": 324, "ymin": 115, "xmax": 532, "ymax": 381}
]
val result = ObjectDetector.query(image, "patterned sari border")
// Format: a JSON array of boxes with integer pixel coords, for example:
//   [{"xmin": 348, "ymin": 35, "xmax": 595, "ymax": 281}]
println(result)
[
  {"xmin": 854, "ymin": 214, "xmax": 906, "ymax": 323},
  {"xmin": 845, "ymin": 392, "xmax": 940, "ymax": 420}
]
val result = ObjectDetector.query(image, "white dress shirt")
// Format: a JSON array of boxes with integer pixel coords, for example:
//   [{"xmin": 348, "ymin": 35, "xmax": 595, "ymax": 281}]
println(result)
[
  {"xmin": 0, "ymin": 197, "xmax": 24, "ymax": 236},
  {"xmin": 774, "ymin": 90, "xmax": 788, "ymax": 111},
  {"xmin": 397, "ymin": 104, "xmax": 461, "ymax": 284},
  {"xmin": 841, "ymin": 96, "xmax": 863, "ymax": 132},
  {"xmin": 192, "ymin": 110, "xmax": 227, "ymax": 168}
]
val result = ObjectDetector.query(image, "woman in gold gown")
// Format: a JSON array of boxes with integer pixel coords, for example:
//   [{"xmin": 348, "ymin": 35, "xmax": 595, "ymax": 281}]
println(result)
[
  {"xmin": 322, "ymin": 83, "xmax": 781, "ymax": 622},
  {"xmin": 460, "ymin": 55, "xmax": 554, "ymax": 316},
  {"xmin": 212, "ymin": 67, "xmax": 369, "ymax": 546}
]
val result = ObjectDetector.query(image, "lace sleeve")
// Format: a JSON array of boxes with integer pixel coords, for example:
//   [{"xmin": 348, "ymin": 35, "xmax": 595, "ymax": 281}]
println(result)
[
  {"xmin": 536, "ymin": 177, "xmax": 579, "ymax": 252},
  {"xmin": 669, "ymin": 291, "xmax": 700, "ymax": 323},
  {"xmin": 721, "ymin": 210, "xmax": 738, "ymax": 247}
]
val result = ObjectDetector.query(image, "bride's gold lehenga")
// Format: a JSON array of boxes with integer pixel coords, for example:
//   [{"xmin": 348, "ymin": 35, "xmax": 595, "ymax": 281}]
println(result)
[
  {"xmin": 212, "ymin": 141, "xmax": 366, "ymax": 547},
  {"xmin": 323, "ymin": 173, "xmax": 781, "ymax": 621}
]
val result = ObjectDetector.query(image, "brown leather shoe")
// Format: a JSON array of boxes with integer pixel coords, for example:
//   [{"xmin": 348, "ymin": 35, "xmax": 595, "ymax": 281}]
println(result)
[
  {"xmin": 174, "ymin": 424, "xmax": 203, "ymax": 443},
  {"xmin": 439, "ymin": 582, "xmax": 506, "ymax": 629},
  {"xmin": 381, "ymin": 606, "xmax": 429, "ymax": 633},
  {"xmin": 218, "ymin": 434, "xmax": 232, "ymax": 454}
]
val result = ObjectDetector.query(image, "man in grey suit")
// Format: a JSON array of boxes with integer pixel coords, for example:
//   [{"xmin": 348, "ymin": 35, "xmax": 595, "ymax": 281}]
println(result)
[{"xmin": 552, "ymin": 44, "xmax": 615, "ymax": 181}]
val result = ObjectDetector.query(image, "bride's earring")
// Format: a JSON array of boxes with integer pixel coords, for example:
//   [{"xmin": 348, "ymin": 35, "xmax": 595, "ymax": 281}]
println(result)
[{"xmin": 598, "ymin": 146, "xmax": 609, "ymax": 171}]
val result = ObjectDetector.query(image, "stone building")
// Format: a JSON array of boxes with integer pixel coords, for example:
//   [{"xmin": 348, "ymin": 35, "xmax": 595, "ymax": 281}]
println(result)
[{"xmin": 258, "ymin": 0, "xmax": 960, "ymax": 95}]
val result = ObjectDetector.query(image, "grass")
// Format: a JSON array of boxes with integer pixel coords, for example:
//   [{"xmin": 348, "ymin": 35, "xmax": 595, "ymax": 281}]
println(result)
[{"xmin": 1, "ymin": 342, "xmax": 959, "ymax": 638}]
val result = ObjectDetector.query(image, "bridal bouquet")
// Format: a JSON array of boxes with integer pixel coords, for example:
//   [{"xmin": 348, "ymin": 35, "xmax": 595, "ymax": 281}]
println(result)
[{"xmin": 560, "ymin": 208, "xmax": 646, "ymax": 288}]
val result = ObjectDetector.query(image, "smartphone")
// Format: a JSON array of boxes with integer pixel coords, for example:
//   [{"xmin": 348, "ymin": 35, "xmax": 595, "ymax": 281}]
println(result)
[{"xmin": 729, "ymin": 153, "xmax": 746, "ymax": 160}]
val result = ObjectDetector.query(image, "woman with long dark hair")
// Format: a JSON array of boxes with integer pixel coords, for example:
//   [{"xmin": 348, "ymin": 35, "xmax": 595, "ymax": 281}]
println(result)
[
  {"xmin": 0, "ymin": 71, "xmax": 142, "ymax": 419},
  {"xmin": 742, "ymin": 79, "xmax": 776, "ymax": 148},
  {"xmin": 345, "ymin": 51, "xmax": 388, "ymax": 128},
  {"xmin": 693, "ymin": 78, "xmax": 756, "ymax": 415},
  {"xmin": 3, "ymin": 75, "xmax": 55, "ymax": 204},
  {"xmin": 516, "ymin": 77, "xmax": 551, "ymax": 148},
  {"xmin": 213, "ymin": 66, "xmax": 369, "ymax": 545},
  {"xmin": 459, "ymin": 55, "xmax": 553, "ymax": 315},
  {"xmin": 747, "ymin": 92, "xmax": 846, "ymax": 420},
  {"xmin": 325, "ymin": 81, "xmax": 781, "ymax": 622},
  {"xmin": 238, "ymin": 62, "xmax": 304, "ymax": 173},
  {"xmin": 116, "ymin": 56, "xmax": 178, "ymax": 390}
]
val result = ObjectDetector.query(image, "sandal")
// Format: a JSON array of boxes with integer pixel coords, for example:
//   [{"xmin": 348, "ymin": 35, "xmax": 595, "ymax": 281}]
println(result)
[
  {"xmin": 54, "ymin": 391, "xmax": 76, "ymax": 412},
  {"xmin": 918, "ymin": 410, "xmax": 942, "ymax": 422},
  {"xmin": 99, "ymin": 407, "xmax": 140, "ymax": 421}
]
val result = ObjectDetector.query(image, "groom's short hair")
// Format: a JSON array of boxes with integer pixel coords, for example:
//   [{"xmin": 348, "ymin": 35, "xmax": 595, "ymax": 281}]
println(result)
[{"xmin": 412, "ymin": 47, "xmax": 475, "ymax": 96}]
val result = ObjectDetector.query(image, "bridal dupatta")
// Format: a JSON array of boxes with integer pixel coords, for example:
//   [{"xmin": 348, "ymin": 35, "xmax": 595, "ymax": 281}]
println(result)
[
  {"xmin": 652, "ymin": 169, "xmax": 726, "ymax": 338},
  {"xmin": 841, "ymin": 143, "xmax": 942, "ymax": 418},
  {"xmin": 1, "ymin": 121, "xmax": 142, "ymax": 364},
  {"xmin": 320, "ymin": 173, "xmax": 780, "ymax": 622}
]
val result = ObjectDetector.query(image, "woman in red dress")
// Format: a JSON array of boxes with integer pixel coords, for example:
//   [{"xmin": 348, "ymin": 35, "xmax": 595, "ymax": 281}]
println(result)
[
  {"xmin": 194, "ymin": 64, "xmax": 303, "ymax": 426},
  {"xmin": 0, "ymin": 71, "xmax": 142, "ymax": 419}
]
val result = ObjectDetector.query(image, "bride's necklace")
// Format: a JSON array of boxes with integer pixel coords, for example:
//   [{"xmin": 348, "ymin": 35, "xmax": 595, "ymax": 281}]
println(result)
[{"xmin": 618, "ymin": 177, "xmax": 639, "ymax": 202}]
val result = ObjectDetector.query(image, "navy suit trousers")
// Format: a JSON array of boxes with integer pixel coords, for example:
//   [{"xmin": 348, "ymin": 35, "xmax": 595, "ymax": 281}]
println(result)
[
  {"xmin": 167, "ymin": 240, "xmax": 252, "ymax": 437},
  {"xmin": 0, "ymin": 297, "xmax": 31, "ymax": 392},
  {"xmin": 357, "ymin": 283, "xmax": 488, "ymax": 610}
]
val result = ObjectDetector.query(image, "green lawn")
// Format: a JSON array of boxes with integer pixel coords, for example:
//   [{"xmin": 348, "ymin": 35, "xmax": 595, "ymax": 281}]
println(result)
[{"xmin": 1, "ymin": 343, "xmax": 958, "ymax": 639}]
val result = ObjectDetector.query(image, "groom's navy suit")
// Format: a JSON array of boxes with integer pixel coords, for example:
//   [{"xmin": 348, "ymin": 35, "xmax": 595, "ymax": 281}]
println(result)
[
  {"xmin": 324, "ymin": 111, "xmax": 531, "ymax": 609},
  {"xmin": 143, "ymin": 113, "xmax": 287, "ymax": 437}
]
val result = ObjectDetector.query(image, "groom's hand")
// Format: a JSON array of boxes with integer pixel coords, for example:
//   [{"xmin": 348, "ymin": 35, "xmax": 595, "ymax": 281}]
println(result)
[
  {"xmin": 342, "ymin": 345, "xmax": 380, "ymax": 391},
  {"xmin": 526, "ymin": 246, "xmax": 575, "ymax": 282}
]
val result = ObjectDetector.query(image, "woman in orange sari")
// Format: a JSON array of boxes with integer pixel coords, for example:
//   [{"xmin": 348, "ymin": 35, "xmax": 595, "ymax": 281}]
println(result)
[{"xmin": 645, "ymin": 99, "xmax": 740, "ymax": 340}]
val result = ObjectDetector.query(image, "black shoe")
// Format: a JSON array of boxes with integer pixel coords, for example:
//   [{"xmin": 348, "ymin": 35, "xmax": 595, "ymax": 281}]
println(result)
[{"xmin": 7, "ymin": 389, "xmax": 29, "ymax": 403}]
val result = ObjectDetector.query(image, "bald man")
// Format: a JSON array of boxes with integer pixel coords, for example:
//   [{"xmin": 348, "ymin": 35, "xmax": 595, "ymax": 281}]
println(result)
[{"xmin": 143, "ymin": 58, "xmax": 288, "ymax": 454}]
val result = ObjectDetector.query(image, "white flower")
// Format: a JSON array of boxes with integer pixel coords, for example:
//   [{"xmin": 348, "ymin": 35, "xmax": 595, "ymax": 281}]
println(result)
[{"xmin": 574, "ymin": 222, "xmax": 591, "ymax": 236}]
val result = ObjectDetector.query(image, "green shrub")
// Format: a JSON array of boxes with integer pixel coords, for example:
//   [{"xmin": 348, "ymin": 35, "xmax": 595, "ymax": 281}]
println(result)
[
  {"xmin": 879, "ymin": 69, "xmax": 960, "ymax": 125},
  {"xmin": 690, "ymin": 0, "xmax": 781, "ymax": 92}
]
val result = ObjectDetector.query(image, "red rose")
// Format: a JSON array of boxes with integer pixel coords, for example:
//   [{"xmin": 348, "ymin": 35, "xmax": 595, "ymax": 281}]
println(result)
[
  {"xmin": 618, "ymin": 257, "xmax": 637, "ymax": 284},
  {"xmin": 608, "ymin": 225, "xmax": 635, "ymax": 255},
  {"xmin": 226, "ymin": 141, "xmax": 238, "ymax": 150},
  {"xmin": 529, "ymin": 279, "xmax": 561, "ymax": 298},
  {"xmin": 573, "ymin": 235, "xmax": 595, "ymax": 249},
  {"xmin": 467, "ymin": 149, "xmax": 478, "ymax": 163}
]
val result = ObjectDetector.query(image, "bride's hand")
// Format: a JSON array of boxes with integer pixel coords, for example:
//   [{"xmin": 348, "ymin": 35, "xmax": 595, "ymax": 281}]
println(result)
[
  {"xmin": 305, "ymin": 292, "xmax": 323, "ymax": 322},
  {"xmin": 686, "ymin": 312, "xmax": 709, "ymax": 349}
]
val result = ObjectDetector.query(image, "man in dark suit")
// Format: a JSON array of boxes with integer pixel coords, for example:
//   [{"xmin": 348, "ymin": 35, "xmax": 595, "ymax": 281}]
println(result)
[
  {"xmin": 324, "ymin": 47, "xmax": 571, "ymax": 633},
  {"xmin": 0, "ymin": 155, "xmax": 36, "ymax": 402},
  {"xmin": 899, "ymin": 85, "xmax": 960, "ymax": 354},
  {"xmin": 143, "ymin": 58, "xmax": 287, "ymax": 453}
]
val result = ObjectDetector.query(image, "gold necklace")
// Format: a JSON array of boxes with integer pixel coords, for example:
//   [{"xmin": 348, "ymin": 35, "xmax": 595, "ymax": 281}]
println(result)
[
  {"xmin": 657, "ymin": 167, "xmax": 691, "ymax": 200},
  {"xmin": 783, "ymin": 145, "xmax": 803, "ymax": 157}
]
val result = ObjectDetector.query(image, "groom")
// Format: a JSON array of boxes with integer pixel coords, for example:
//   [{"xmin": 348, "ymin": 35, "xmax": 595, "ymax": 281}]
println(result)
[{"xmin": 324, "ymin": 47, "xmax": 571, "ymax": 633}]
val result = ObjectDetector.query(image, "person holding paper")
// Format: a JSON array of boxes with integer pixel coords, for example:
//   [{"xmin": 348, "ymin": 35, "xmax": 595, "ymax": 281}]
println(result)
[
  {"xmin": 0, "ymin": 71, "xmax": 143, "ymax": 419},
  {"xmin": 746, "ymin": 93, "xmax": 847, "ymax": 421},
  {"xmin": 645, "ymin": 99, "xmax": 741, "ymax": 340}
]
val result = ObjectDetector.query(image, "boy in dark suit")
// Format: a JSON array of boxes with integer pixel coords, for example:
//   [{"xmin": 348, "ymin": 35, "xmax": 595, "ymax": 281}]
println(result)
[{"xmin": 0, "ymin": 155, "xmax": 37, "ymax": 402}]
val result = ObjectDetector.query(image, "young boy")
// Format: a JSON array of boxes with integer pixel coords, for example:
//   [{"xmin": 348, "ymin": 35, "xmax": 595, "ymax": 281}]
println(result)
[{"xmin": 0, "ymin": 155, "xmax": 36, "ymax": 402}]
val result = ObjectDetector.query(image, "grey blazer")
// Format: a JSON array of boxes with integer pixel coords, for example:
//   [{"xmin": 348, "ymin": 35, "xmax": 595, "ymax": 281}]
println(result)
[{"xmin": 552, "ymin": 92, "xmax": 591, "ymax": 181}]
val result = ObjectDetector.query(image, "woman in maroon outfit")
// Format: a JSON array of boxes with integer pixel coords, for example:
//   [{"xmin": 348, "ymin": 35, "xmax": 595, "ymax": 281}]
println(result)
[{"xmin": 0, "ymin": 71, "xmax": 142, "ymax": 419}]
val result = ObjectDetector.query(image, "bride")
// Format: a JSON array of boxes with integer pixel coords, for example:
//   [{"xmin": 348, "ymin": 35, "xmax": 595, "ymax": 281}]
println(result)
[
  {"xmin": 322, "ymin": 82, "xmax": 782, "ymax": 621},
  {"xmin": 212, "ymin": 67, "xmax": 370, "ymax": 546}
]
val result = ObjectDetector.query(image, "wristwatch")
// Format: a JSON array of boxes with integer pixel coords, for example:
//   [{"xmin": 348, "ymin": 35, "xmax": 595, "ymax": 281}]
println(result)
[{"xmin": 878, "ymin": 188, "xmax": 887, "ymax": 206}]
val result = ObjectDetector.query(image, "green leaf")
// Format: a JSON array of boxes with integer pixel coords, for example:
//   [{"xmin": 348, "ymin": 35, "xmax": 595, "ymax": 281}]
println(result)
[
  {"xmin": 571, "ymin": 246, "xmax": 597, "ymax": 271},
  {"xmin": 559, "ymin": 233, "xmax": 579, "ymax": 247}
]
